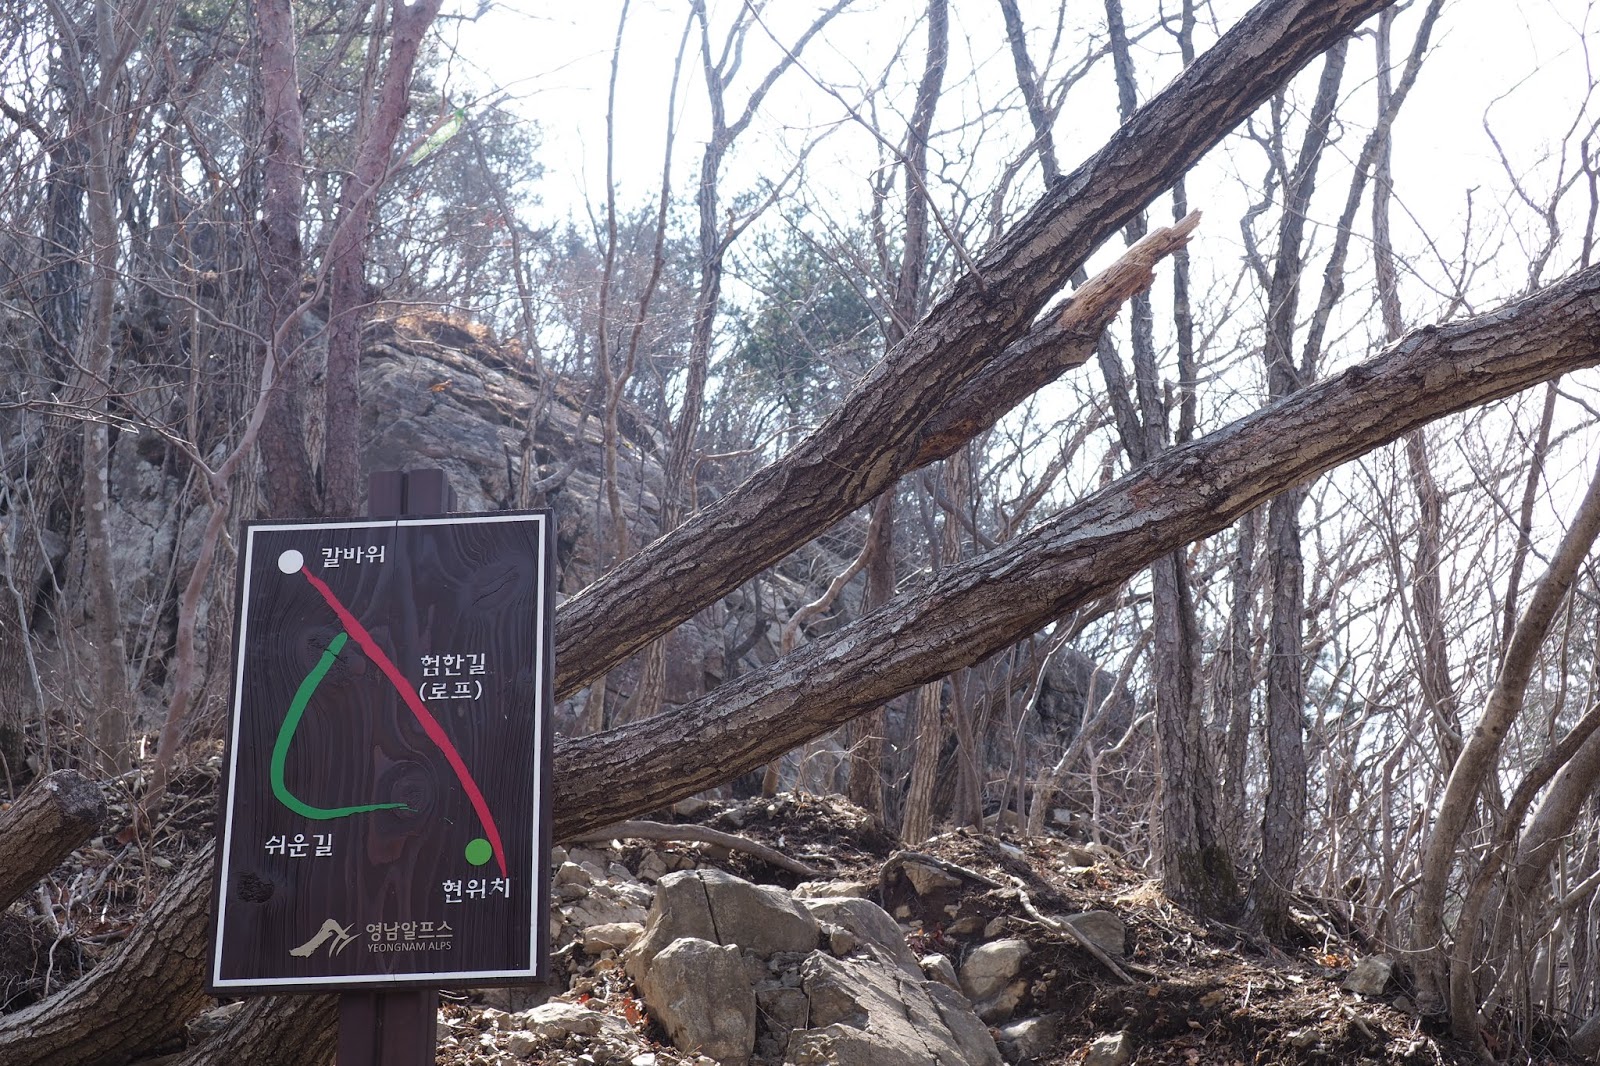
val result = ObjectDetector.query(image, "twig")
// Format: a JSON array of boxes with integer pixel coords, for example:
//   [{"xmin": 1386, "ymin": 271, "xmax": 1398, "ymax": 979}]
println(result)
[
  {"xmin": 568, "ymin": 819, "xmax": 822, "ymax": 879},
  {"xmin": 1010, "ymin": 874, "xmax": 1136, "ymax": 985}
]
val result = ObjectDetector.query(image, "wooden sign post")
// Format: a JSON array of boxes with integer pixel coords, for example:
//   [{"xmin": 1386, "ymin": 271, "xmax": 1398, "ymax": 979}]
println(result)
[{"xmin": 208, "ymin": 471, "xmax": 554, "ymax": 1063}]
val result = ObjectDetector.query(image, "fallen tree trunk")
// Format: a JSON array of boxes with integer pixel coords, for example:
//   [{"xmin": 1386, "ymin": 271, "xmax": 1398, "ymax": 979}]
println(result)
[
  {"xmin": 551, "ymin": 0, "xmax": 1397, "ymax": 699},
  {"xmin": 0, "ymin": 843, "xmax": 214, "ymax": 1066},
  {"xmin": 0, "ymin": 769, "xmax": 106, "ymax": 909},
  {"xmin": 551, "ymin": 262, "xmax": 1600, "ymax": 836},
  {"xmin": 8, "ymin": 260, "xmax": 1597, "ymax": 1066},
  {"xmin": 169, "ymin": 995, "xmax": 338, "ymax": 1066}
]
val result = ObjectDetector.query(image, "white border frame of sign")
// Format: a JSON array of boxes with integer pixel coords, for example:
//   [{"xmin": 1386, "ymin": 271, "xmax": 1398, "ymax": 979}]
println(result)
[{"xmin": 205, "ymin": 510, "xmax": 555, "ymax": 994}]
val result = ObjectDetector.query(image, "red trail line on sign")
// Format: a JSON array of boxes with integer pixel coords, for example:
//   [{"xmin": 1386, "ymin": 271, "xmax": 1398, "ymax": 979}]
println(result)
[{"xmin": 297, "ymin": 564, "xmax": 508, "ymax": 877}]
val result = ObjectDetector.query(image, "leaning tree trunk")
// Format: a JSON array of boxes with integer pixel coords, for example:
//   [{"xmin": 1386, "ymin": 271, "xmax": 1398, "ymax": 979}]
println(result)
[
  {"xmin": 4, "ymin": 252, "xmax": 1598, "ymax": 1066},
  {"xmin": 549, "ymin": 264, "xmax": 1600, "ymax": 831},
  {"xmin": 0, "ymin": 844, "xmax": 214, "ymax": 1066},
  {"xmin": 174, "ymin": 995, "xmax": 339, "ymax": 1066},
  {"xmin": 551, "ymin": 0, "xmax": 1404, "ymax": 703},
  {"xmin": 0, "ymin": 770, "xmax": 105, "ymax": 909}
]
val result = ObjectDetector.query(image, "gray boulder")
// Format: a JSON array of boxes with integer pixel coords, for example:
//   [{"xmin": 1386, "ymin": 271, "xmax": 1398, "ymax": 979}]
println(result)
[
  {"xmin": 1062, "ymin": 911, "xmax": 1126, "ymax": 957},
  {"xmin": 627, "ymin": 869, "xmax": 819, "ymax": 980},
  {"xmin": 786, "ymin": 951, "xmax": 1002, "ymax": 1066},
  {"xmin": 800, "ymin": 897, "xmax": 919, "ymax": 973},
  {"xmin": 960, "ymin": 938, "xmax": 1031, "ymax": 1001},
  {"xmin": 1342, "ymin": 955, "xmax": 1394, "ymax": 996},
  {"xmin": 636, "ymin": 938, "xmax": 756, "ymax": 1065}
]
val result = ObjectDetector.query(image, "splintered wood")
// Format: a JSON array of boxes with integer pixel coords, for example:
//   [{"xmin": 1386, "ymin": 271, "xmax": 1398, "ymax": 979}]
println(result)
[{"xmin": 1055, "ymin": 211, "xmax": 1203, "ymax": 345}]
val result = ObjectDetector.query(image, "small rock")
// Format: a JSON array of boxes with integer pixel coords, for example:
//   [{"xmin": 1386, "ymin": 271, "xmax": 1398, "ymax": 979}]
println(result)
[
  {"xmin": 1342, "ymin": 955, "xmax": 1394, "ymax": 996},
  {"xmin": 636, "ymin": 938, "xmax": 756, "ymax": 1065},
  {"xmin": 568, "ymin": 846, "xmax": 612, "ymax": 870},
  {"xmin": 1061, "ymin": 845, "xmax": 1099, "ymax": 867},
  {"xmin": 583, "ymin": 921, "xmax": 645, "ymax": 954},
  {"xmin": 504, "ymin": 1030, "xmax": 538, "ymax": 1056},
  {"xmin": 902, "ymin": 859, "xmax": 964, "ymax": 896},
  {"xmin": 1084, "ymin": 1031, "xmax": 1132, "ymax": 1066},
  {"xmin": 1287, "ymin": 1028, "xmax": 1319, "ymax": 1049},
  {"xmin": 554, "ymin": 861, "xmax": 593, "ymax": 887},
  {"xmin": 557, "ymin": 882, "xmax": 590, "ymax": 901},
  {"xmin": 510, "ymin": 1001, "xmax": 634, "ymax": 1041},
  {"xmin": 637, "ymin": 851, "xmax": 670, "ymax": 882},
  {"xmin": 828, "ymin": 925, "xmax": 858, "ymax": 955},
  {"xmin": 946, "ymin": 916, "xmax": 985, "ymax": 937},
  {"xmin": 982, "ymin": 916, "xmax": 1007, "ymax": 938},
  {"xmin": 609, "ymin": 861, "xmax": 633, "ymax": 880},
  {"xmin": 672, "ymin": 796, "xmax": 711, "ymax": 818},
  {"xmin": 975, "ymin": 979, "xmax": 1027, "ymax": 1022},
  {"xmin": 631, "ymin": 1055, "xmax": 658, "ymax": 1066},
  {"xmin": 997, "ymin": 1016, "xmax": 1057, "ymax": 1060},
  {"xmin": 1199, "ymin": 988, "xmax": 1227, "ymax": 1009},
  {"xmin": 793, "ymin": 879, "xmax": 874, "ymax": 899},
  {"xmin": 961, "ymin": 938, "xmax": 1031, "ymax": 1002},
  {"xmin": 921, "ymin": 953, "xmax": 960, "ymax": 990},
  {"xmin": 1062, "ymin": 911, "xmax": 1126, "ymax": 957}
]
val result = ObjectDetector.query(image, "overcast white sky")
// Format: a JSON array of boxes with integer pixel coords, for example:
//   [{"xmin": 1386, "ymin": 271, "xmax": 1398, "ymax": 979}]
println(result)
[
  {"xmin": 438, "ymin": 0, "xmax": 1594, "ymax": 273},
  {"xmin": 433, "ymin": 0, "xmax": 1600, "ymax": 661}
]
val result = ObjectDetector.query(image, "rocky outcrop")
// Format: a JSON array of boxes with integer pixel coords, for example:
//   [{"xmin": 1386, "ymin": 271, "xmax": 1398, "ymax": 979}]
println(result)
[
  {"xmin": 609, "ymin": 863, "xmax": 1001, "ymax": 1066},
  {"xmin": 637, "ymin": 938, "xmax": 757, "ymax": 1064}
]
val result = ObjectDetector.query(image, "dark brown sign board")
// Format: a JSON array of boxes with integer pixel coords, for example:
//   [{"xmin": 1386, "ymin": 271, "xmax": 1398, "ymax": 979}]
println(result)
[{"xmin": 209, "ymin": 511, "xmax": 553, "ymax": 993}]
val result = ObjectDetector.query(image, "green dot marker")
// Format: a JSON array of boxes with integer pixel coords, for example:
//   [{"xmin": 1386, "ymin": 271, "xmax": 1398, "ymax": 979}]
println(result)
[{"xmin": 464, "ymin": 837, "xmax": 493, "ymax": 867}]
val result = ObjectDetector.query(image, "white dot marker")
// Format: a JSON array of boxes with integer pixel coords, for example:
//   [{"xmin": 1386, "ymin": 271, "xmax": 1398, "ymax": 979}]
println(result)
[{"xmin": 277, "ymin": 549, "xmax": 304, "ymax": 574}]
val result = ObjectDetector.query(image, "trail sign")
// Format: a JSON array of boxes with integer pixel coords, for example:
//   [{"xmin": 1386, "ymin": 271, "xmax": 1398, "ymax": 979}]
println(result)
[{"xmin": 209, "ymin": 511, "xmax": 554, "ymax": 992}]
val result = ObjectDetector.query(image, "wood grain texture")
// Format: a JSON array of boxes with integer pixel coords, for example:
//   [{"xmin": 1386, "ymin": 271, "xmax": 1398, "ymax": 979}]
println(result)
[{"xmin": 213, "ymin": 515, "xmax": 551, "ymax": 990}]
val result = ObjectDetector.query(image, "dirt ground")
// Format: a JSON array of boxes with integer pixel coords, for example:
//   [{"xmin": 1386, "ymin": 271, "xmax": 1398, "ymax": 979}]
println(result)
[{"xmin": 1, "ymin": 769, "xmax": 1586, "ymax": 1065}]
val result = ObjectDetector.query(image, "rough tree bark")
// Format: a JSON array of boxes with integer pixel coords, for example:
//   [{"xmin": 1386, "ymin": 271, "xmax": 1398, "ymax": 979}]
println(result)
[
  {"xmin": 551, "ymin": 263, "xmax": 1600, "ymax": 834},
  {"xmin": 173, "ymin": 995, "xmax": 339, "ymax": 1066},
  {"xmin": 551, "ymin": 0, "xmax": 1403, "ymax": 703},
  {"xmin": 1244, "ymin": 40, "xmax": 1347, "ymax": 937},
  {"xmin": 0, "ymin": 844, "xmax": 214, "ymax": 1066},
  {"xmin": 0, "ymin": 769, "xmax": 105, "ymax": 909},
  {"xmin": 320, "ymin": 0, "xmax": 445, "ymax": 516},
  {"xmin": 1099, "ymin": 0, "xmax": 1222, "ymax": 912},
  {"xmin": 5, "ymin": 255, "xmax": 1598, "ymax": 1066},
  {"xmin": 252, "ymin": 0, "xmax": 319, "ymax": 520}
]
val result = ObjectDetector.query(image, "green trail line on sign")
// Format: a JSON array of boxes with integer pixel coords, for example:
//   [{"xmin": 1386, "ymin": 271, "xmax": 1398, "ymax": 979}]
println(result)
[{"xmin": 271, "ymin": 631, "xmax": 410, "ymax": 820}]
